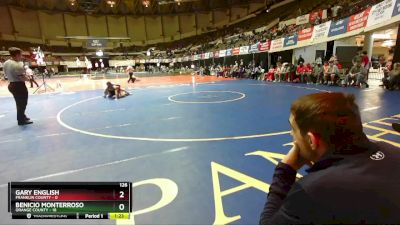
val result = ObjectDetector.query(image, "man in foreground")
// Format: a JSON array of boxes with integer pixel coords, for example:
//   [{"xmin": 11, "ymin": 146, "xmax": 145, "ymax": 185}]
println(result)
[
  {"xmin": 4, "ymin": 47, "xmax": 33, "ymax": 126},
  {"xmin": 260, "ymin": 92, "xmax": 400, "ymax": 224}
]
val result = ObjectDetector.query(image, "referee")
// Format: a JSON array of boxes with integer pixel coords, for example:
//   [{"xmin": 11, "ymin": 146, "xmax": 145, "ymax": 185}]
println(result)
[
  {"xmin": 126, "ymin": 65, "xmax": 136, "ymax": 83},
  {"xmin": 3, "ymin": 47, "xmax": 32, "ymax": 126}
]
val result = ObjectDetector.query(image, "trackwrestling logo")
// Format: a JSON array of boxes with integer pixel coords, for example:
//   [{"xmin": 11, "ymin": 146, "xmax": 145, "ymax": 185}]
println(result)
[{"xmin": 370, "ymin": 151, "xmax": 385, "ymax": 160}]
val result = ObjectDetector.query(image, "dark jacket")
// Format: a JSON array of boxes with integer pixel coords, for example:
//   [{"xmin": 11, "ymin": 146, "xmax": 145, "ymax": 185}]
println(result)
[
  {"xmin": 260, "ymin": 140, "xmax": 400, "ymax": 225},
  {"xmin": 297, "ymin": 57, "xmax": 305, "ymax": 65}
]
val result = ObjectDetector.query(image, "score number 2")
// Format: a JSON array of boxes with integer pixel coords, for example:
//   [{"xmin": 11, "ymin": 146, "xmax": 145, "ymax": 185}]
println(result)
[{"xmin": 119, "ymin": 183, "xmax": 128, "ymax": 200}]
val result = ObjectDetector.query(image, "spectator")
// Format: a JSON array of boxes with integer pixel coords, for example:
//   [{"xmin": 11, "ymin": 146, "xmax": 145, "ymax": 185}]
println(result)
[
  {"xmin": 25, "ymin": 65, "xmax": 39, "ymax": 88},
  {"xmin": 266, "ymin": 65, "xmax": 276, "ymax": 82},
  {"xmin": 334, "ymin": 60, "xmax": 343, "ymax": 70},
  {"xmin": 352, "ymin": 51, "xmax": 363, "ymax": 66},
  {"xmin": 331, "ymin": 5, "xmax": 342, "ymax": 18},
  {"xmin": 287, "ymin": 63, "xmax": 297, "ymax": 82},
  {"xmin": 322, "ymin": 61, "xmax": 330, "ymax": 84},
  {"xmin": 327, "ymin": 5, "xmax": 333, "ymax": 17},
  {"xmin": 297, "ymin": 55, "xmax": 305, "ymax": 65},
  {"xmin": 356, "ymin": 70, "xmax": 369, "ymax": 88},
  {"xmin": 383, "ymin": 62, "xmax": 400, "ymax": 90},
  {"xmin": 361, "ymin": 51, "xmax": 370, "ymax": 71},
  {"xmin": 381, "ymin": 59, "xmax": 392, "ymax": 86},
  {"xmin": 329, "ymin": 55, "xmax": 338, "ymax": 62},
  {"xmin": 311, "ymin": 62, "xmax": 324, "ymax": 84},
  {"xmin": 315, "ymin": 56, "xmax": 323, "ymax": 65},
  {"xmin": 44, "ymin": 68, "xmax": 50, "ymax": 78},
  {"xmin": 277, "ymin": 56, "xmax": 283, "ymax": 64},
  {"xmin": 274, "ymin": 62, "xmax": 284, "ymax": 82},
  {"xmin": 251, "ymin": 65, "xmax": 261, "ymax": 80},
  {"xmin": 306, "ymin": 63, "xmax": 313, "ymax": 73},
  {"xmin": 314, "ymin": 15, "xmax": 322, "ymax": 25},
  {"xmin": 344, "ymin": 60, "xmax": 366, "ymax": 87},
  {"xmin": 259, "ymin": 92, "xmax": 400, "ymax": 225},
  {"xmin": 296, "ymin": 62, "xmax": 308, "ymax": 83},
  {"xmin": 297, "ymin": 8, "xmax": 302, "ymax": 16},
  {"xmin": 324, "ymin": 60, "xmax": 339, "ymax": 85}
]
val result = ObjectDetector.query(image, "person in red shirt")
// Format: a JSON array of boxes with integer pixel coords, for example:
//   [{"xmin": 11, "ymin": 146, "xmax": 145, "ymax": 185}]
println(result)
[
  {"xmin": 334, "ymin": 60, "xmax": 343, "ymax": 70},
  {"xmin": 306, "ymin": 63, "xmax": 313, "ymax": 71},
  {"xmin": 224, "ymin": 66, "xmax": 230, "ymax": 78},
  {"xmin": 361, "ymin": 51, "xmax": 370, "ymax": 69},
  {"xmin": 266, "ymin": 65, "xmax": 276, "ymax": 81},
  {"xmin": 296, "ymin": 62, "xmax": 309, "ymax": 83},
  {"xmin": 361, "ymin": 51, "xmax": 370, "ymax": 83}
]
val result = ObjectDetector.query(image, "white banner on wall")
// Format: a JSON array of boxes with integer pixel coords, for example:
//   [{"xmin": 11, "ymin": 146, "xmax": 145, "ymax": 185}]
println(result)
[
  {"xmin": 239, "ymin": 46, "xmax": 249, "ymax": 55},
  {"xmin": 311, "ymin": 21, "xmax": 331, "ymax": 43},
  {"xmin": 219, "ymin": 50, "xmax": 226, "ymax": 57},
  {"xmin": 270, "ymin": 38, "xmax": 284, "ymax": 52},
  {"xmin": 60, "ymin": 61, "xmax": 83, "ymax": 68},
  {"xmin": 109, "ymin": 60, "xmax": 135, "ymax": 67},
  {"xmin": 296, "ymin": 14, "xmax": 310, "ymax": 25},
  {"xmin": 249, "ymin": 43, "xmax": 259, "ymax": 53},
  {"xmin": 366, "ymin": 0, "xmax": 396, "ymax": 28}
]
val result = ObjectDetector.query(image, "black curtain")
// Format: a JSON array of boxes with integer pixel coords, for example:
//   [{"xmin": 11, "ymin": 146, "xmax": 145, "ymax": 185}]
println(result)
[{"xmin": 270, "ymin": 50, "xmax": 293, "ymax": 66}]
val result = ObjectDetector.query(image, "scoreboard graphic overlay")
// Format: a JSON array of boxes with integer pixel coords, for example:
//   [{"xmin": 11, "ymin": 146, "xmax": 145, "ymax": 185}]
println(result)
[{"xmin": 8, "ymin": 182, "xmax": 132, "ymax": 220}]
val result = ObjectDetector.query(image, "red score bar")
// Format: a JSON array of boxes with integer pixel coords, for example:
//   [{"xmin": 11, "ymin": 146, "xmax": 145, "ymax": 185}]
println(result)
[{"xmin": 16, "ymin": 190, "xmax": 129, "ymax": 201}]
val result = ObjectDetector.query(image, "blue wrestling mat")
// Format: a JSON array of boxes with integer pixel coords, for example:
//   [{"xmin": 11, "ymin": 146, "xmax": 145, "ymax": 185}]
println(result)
[{"xmin": 0, "ymin": 80, "xmax": 399, "ymax": 225}]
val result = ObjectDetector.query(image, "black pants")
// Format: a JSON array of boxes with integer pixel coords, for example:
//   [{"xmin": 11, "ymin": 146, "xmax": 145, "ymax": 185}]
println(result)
[
  {"xmin": 128, "ymin": 73, "xmax": 136, "ymax": 83},
  {"xmin": 8, "ymin": 82, "xmax": 28, "ymax": 122},
  {"xmin": 29, "ymin": 77, "xmax": 39, "ymax": 88}
]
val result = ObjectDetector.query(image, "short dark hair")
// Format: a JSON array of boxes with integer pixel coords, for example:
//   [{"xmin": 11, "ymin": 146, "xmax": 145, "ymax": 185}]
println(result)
[
  {"xmin": 362, "ymin": 51, "xmax": 367, "ymax": 55},
  {"xmin": 8, "ymin": 47, "xmax": 22, "ymax": 57},
  {"xmin": 291, "ymin": 93, "xmax": 365, "ymax": 152}
]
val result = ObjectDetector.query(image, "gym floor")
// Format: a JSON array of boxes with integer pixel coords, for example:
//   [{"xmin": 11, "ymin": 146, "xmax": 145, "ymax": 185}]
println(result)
[{"xmin": 0, "ymin": 77, "xmax": 399, "ymax": 225}]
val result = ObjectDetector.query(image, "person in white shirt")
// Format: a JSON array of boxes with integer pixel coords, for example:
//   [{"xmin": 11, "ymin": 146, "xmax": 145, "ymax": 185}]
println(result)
[
  {"xmin": 331, "ymin": 5, "xmax": 342, "ymax": 18},
  {"xmin": 274, "ymin": 62, "xmax": 284, "ymax": 82}
]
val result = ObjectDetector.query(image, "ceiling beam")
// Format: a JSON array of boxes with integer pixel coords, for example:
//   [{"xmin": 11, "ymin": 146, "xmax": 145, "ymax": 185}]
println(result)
[{"xmin": 5, "ymin": 0, "xmax": 262, "ymax": 17}]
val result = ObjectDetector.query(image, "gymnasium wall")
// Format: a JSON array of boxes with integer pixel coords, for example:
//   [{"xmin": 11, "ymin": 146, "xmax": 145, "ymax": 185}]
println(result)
[
  {"xmin": 0, "ymin": 4, "xmax": 265, "ymax": 47},
  {"xmin": 293, "ymin": 43, "xmax": 327, "ymax": 64}
]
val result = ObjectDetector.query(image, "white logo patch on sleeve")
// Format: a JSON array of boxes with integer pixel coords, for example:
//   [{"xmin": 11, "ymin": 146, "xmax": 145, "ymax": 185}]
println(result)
[{"xmin": 370, "ymin": 151, "xmax": 385, "ymax": 160}]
